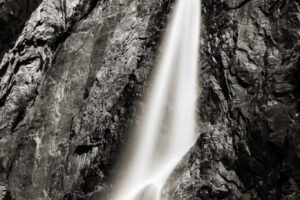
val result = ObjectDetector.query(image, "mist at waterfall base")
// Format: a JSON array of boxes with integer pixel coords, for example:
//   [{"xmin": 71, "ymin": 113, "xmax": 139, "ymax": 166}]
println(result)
[{"xmin": 110, "ymin": 0, "xmax": 201, "ymax": 199}]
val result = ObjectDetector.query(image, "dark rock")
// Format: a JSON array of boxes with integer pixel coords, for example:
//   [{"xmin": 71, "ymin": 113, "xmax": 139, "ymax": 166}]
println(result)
[
  {"xmin": 0, "ymin": 0, "xmax": 43, "ymax": 62},
  {"xmin": 0, "ymin": 0, "xmax": 299, "ymax": 199},
  {"xmin": 164, "ymin": 0, "xmax": 300, "ymax": 199}
]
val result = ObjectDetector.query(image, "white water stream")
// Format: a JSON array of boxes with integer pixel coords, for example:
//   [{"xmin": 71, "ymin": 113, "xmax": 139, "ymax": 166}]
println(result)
[{"xmin": 110, "ymin": 0, "xmax": 201, "ymax": 199}]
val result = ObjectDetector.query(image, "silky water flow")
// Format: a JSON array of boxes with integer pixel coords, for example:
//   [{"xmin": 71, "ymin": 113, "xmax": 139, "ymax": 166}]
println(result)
[{"xmin": 110, "ymin": 0, "xmax": 201, "ymax": 199}]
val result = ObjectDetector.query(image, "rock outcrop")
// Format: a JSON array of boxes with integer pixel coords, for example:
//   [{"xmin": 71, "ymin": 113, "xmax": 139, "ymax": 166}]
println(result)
[
  {"xmin": 0, "ymin": 0, "xmax": 173, "ymax": 199},
  {"xmin": 0, "ymin": 0, "xmax": 43, "ymax": 61},
  {"xmin": 163, "ymin": 0, "xmax": 300, "ymax": 199},
  {"xmin": 0, "ymin": 0, "xmax": 299, "ymax": 200}
]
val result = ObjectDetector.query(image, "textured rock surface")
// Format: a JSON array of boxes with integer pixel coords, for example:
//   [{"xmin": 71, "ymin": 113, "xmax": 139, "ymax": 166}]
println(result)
[
  {"xmin": 0, "ymin": 0, "xmax": 43, "ymax": 61},
  {"xmin": 0, "ymin": 0, "xmax": 299, "ymax": 200},
  {"xmin": 0, "ymin": 0, "xmax": 173, "ymax": 199},
  {"xmin": 163, "ymin": 0, "xmax": 300, "ymax": 199}
]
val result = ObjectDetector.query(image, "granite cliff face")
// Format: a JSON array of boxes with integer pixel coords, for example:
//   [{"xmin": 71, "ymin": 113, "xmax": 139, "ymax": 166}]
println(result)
[
  {"xmin": 0, "ymin": 0, "xmax": 299, "ymax": 200},
  {"xmin": 164, "ymin": 0, "xmax": 300, "ymax": 199},
  {"xmin": 0, "ymin": 0, "xmax": 173, "ymax": 199}
]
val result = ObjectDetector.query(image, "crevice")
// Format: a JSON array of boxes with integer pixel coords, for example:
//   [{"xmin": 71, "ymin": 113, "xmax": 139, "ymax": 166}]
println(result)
[
  {"xmin": 11, "ymin": 107, "xmax": 26, "ymax": 131},
  {"xmin": 236, "ymin": 48, "xmax": 260, "ymax": 66},
  {"xmin": 225, "ymin": 0, "xmax": 252, "ymax": 10},
  {"xmin": 74, "ymin": 144, "xmax": 99, "ymax": 155},
  {"xmin": 0, "ymin": 61, "xmax": 9, "ymax": 78},
  {"xmin": 218, "ymin": 56, "xmax": 231, "ymax": 100},
  {"xmin": 0, "ymin": 80, "xmax": 15, "ymax": 107},
  {"xmin": 13, "ymin": 56, "xmax": 39, "ymax": 74},
  {"xmin": 3, "ymin": 190, "xmax": 12, "ymax": 200}
]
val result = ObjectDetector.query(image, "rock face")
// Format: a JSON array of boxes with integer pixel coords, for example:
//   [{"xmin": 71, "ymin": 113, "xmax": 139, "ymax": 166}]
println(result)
[
  {"xmin": 0, "ymin": 0, "xmax": 43, "ymax": 61},
  {"xmin": 0, "ymin": 0, "xmax": 173, "ymax": 199},
  {"xmin": 163, "ymin": 0, "xmax": 300, "ymax": 199},
  {"xmin": 0, "ymin": 0, "xmax": 299, "ymax": 200}
]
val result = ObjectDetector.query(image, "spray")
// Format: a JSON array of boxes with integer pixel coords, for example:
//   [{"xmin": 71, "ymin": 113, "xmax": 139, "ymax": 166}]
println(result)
[{"xmin": 110, "ymin": 0, "xmax": 201, "ymax": 199}]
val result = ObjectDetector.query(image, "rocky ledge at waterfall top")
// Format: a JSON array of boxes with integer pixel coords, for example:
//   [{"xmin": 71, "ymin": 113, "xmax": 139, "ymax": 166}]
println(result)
[{"xmin": 0, "ymin": 0, "xmax": 299, "ymax": 200}]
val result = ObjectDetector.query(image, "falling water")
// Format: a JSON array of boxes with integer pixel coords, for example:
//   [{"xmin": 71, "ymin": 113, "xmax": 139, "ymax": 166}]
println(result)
[{"xmin": 111, "ymin": 0, "xmax": 201, "ymax": 199}]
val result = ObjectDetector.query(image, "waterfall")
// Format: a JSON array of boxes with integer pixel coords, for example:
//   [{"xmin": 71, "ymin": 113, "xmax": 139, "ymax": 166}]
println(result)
[{"xmin": 110, "ymin": 0, "xmax": 201, "ymax": 199}]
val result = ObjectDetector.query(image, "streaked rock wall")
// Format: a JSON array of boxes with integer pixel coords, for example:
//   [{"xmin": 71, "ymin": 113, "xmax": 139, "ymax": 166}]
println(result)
[{"xmin": 0, "ymin": 0, "xmax": 173, "ymax": 199}]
